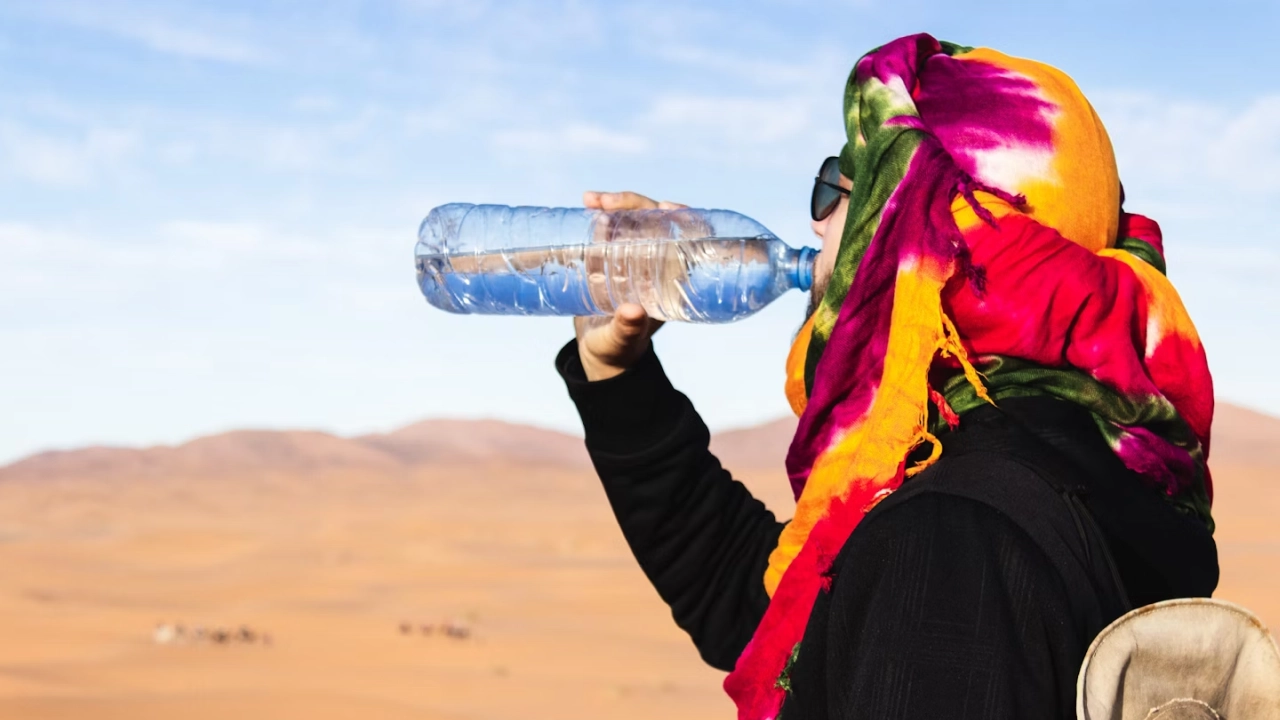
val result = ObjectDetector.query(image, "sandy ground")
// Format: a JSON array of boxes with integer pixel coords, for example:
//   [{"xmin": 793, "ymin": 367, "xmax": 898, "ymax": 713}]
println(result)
[
  {"xmin": 1206, "ymin": 463, "xmax": 1280, "ymax": 628},
  {"xmin": 0, "ymin": 465, "xmax": 739, "ymax": 720},
  {"xmin": 0, "ymin": 458, "xmax": 1272, "ymax": 718}
]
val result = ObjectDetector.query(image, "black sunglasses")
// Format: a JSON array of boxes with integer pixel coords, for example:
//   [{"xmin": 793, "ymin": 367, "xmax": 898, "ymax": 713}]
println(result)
[{"xmin": 810, "ymin": 156, "xmax": 850, "ymax": 222}]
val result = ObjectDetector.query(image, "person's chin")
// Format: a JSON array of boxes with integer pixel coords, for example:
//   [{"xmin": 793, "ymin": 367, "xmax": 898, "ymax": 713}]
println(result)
[{"xmin": 804, "ymin": 277, "xmax": 829, "ymax": 324}]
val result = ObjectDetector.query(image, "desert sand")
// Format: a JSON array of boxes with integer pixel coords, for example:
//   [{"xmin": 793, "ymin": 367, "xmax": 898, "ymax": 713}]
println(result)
[{"xmin": 0, "ymin": 407, "xmax": 1274, "ymax": 719}]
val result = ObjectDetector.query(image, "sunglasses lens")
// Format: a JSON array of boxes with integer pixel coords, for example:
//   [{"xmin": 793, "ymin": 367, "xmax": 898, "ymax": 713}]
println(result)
[
  {"xmin": 811, "ymin": 156, "xmax": 844, "ymax": 221},
  {"xmin": 811, "ymin": 182, "xmax": 840, "ymax": 222},
  {"xmin": 820, "ymin": 156, "xmax": 841, "ymax": 184}
]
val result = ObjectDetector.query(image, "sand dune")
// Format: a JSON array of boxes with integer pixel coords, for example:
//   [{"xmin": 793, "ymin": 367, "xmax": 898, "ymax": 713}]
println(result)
[
  {"xmin": 1206, "ymin": 402, "xmax": 1280, "ymax": 467},
  {"xmin": 358, "ymin": 419, "xmax": 591, "ymax": 470},
  {"xmin": 2, "ymin": 421, "xmax": 590, "ymax": 484},
  {"xmin": 0, "ymin": 405, "xmax": 1274, "ymax": 719}
]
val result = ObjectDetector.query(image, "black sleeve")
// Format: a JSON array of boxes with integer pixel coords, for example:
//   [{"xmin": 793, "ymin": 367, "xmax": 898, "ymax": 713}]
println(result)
[
  {"xmin": 802, "ymin": 495, "xmax": 1086, "ymax": 720},
  {"xmin": 556, "ymin": 340, "xmax": 785, "ymax": 671}
]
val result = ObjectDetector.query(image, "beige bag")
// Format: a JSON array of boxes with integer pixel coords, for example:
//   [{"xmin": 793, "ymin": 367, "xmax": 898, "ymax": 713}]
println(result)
[{"xmin": 1077, "ymin": 598, "xmax": 1280, "ymax": 719}]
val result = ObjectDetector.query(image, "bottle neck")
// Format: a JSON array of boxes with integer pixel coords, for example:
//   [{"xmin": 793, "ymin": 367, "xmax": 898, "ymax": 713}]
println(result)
[{"xmin": 787, "ymin": 246, "xmax": 817, "ymax": 292}]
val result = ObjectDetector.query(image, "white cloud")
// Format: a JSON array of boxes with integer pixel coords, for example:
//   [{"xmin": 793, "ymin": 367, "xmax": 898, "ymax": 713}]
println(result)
[
  {"xmin": 396, "ymin": 0, "xmax": 493, "ymax": 14},
  {"xmin": 292, "ymin": 95, "xmax": 340, "ymax": 114},
  {"xmin": 645, "ymin": 95, "xmax": 815, "ymax": 144},
  {"xmin": 151, "ymin": 221, "xmax": 401, "ymax": 270},
  {"xmin": 1169, "ymin": 245, "xmax": 1280, "ymax": 293},
  {"xmin": 617, "ymin": 4, "xmax": 851, "ymax": 89},
  {"xmin": 651, "ymin": 44, "xmax": 837, "ymax": 87},
  {"xmin": 0, "ymin": 223, "xmax": 76, "ymax": 296},
  {"xmin": 0, "ymin": 219, "xmax": 403, "ymax": 305},
  {"xmin": 760, "ymin": 0, "xmax": 873, "ymax": 6},
  {"xmin": 492, "ymin": 123, "xmax": 648, "ymax": 155},
  {"xmin": 1097, "ymin": 91, "xmax": 1280, "ymax": 194},
  {"xmin": 35, "ymin": 3, "xmax": 268, "ymax": 64},
  {"xmin": 1213, "ymin": 96, "xmax": 1280, "ymax": 192},
  {"xmin": 630, "ymin": 92, "xmax": 842, "ymax": 166},
  {"xmin": 486, "ymin": 90, "xmax": 839, "ymax": 170},
  {"xmin": 0, "ymin": 222, "xmax": 75, "ymax": 256},
  {"xmin": 106, "ymin": 18, "xmax": 265, "ymax": 64},
  {"xmin": 0, "ymin": 123, "xmax": 137, "ymax": 186}
]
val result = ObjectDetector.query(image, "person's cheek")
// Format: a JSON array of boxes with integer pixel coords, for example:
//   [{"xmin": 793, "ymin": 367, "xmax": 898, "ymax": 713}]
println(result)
[
  {"xmin": 814, "ymin": 251, "xmax": 833, "ymax": 287},
  {"xmin": 822, "ymin": 208, "xmax": 846, "ymax": 256}
]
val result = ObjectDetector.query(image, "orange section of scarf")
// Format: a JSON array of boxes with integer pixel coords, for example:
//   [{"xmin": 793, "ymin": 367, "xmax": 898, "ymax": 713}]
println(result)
[{"xmin": 767, "ymin": 254, "xmax": 989, "ymax": 595}]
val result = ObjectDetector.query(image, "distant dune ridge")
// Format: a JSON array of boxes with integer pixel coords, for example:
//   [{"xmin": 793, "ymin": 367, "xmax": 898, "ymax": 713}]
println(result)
[
  {"xmin": 360, "ymin": 419, "xmax": 592, "ymax": 469},
  {"xmin": 0, "ymin": 420, "xmax": 592, "ymax": 483},
  {"xmin": 4, "ymin": 401, "xmax": 1276, "ymax": 483},
  {"xmin": 1206, "ymin": 403, "xmax": 1280, "ymax": 468},
  {"xmin": 0, "ymin": 403, "xmax": 1274, "ymax": 720}
]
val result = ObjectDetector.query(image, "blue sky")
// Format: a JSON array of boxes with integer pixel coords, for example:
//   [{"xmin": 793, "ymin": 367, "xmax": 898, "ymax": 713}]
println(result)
[{"xmin": 2, "ymin": 0, "xmax": 1278, "ymax": 463}]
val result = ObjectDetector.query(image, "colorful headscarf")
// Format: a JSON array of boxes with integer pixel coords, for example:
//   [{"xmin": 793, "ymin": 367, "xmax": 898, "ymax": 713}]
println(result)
[{"xmin": 723, "ymin": 34, "xmax": 1214, "ymax": 719}]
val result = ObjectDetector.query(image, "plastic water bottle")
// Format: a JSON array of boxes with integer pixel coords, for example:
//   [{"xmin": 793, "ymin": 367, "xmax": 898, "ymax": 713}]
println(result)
[{"xmin": 415, "ymin": 204, "xmax": 816, "ymax": 323}]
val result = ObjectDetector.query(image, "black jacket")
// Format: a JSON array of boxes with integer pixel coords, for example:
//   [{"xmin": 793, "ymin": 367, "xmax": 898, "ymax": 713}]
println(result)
[{"xmin": 556, "ymin": 341, "xmax": 1217, "ymax": 720}]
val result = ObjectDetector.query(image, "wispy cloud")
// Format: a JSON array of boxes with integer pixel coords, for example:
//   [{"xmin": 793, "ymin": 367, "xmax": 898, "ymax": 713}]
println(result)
[
  {"xmin": 645, "ymin": 94, "xmax": 820, "ymax": 145},
  {"xmin": 1097, "ymin": 92, "xmax": 1280, "ymax": 194},
  {"xmin": 1171, "ymin": 245, "xmax": 1280, "ymax": 291},
  {"xmin": 492, "ymin": 123, "xmax": 648, "ymax": 155},
  {"xmin": 484, "ymin": 91, "xmax": 838, "ymax": 175},
  {"xmin": 0, "ymin": 122, "xmax": 137, "ymax": 186},
  {"xmin": 100, "ymin": 18, "xmax": 265, "ymax": 64},
  {"xmin": 0, "ymin": 218, "xmax": 401, "ymax": 308},
  {"xmin": 27, "ymin": 2, "xmax": 268, "ymax": 64},
  {"xmin": 650, "ymin": 44, "xmax": 847, "ymax": 88}
]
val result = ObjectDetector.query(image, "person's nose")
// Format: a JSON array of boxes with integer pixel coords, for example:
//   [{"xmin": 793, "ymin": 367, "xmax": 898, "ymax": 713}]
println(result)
[{"xmin": 811, "ymin": 216, "xmax": 828, "ymax": 241}]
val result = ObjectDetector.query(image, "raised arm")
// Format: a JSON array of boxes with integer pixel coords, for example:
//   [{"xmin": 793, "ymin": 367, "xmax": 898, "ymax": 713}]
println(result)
[{"xmin": 558, "ymin": 341, "xmax": 783, "ymax": 670}]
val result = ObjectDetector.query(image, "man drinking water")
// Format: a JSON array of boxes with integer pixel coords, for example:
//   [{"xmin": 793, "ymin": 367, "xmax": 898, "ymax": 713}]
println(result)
[{"xmin": 556, "ymin": 34, "xmax": 1218, "ymax": 720}]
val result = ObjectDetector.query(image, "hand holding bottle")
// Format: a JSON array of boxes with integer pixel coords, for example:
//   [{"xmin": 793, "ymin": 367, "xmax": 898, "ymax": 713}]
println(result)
[{"xmin": 574, "ymin": 191, "xmax": 678, "ymax": 381}]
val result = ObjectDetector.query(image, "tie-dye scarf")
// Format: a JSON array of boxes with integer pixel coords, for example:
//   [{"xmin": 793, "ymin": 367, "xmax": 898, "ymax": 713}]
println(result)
[{"xmin": 723, "ymin": 34, "xmax": 1214, "ymax": 719}]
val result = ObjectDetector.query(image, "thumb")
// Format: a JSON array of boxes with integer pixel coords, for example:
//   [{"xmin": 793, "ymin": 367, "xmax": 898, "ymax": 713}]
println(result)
[{"xmin": 612, "ymin": 304, "xmax": 651, "ymax": 344}]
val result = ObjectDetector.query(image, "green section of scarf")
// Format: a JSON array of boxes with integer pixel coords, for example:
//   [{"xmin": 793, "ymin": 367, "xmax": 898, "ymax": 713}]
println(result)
[{"xmin": 936, "ymin": 356, "xmax": 1213, "ymax": 530}]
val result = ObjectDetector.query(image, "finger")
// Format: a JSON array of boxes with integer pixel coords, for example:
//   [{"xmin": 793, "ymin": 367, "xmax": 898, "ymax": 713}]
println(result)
[
  {"xmin": 599, "ymin": 191, "xmax": 660, "ymax": 211},
  {"xmin": 582, "ymin": 191, "xmax": 604, "ymax": 209},
  {"xmin": 613, "ymin": 303, "xmax": 651, "ymax": 338},
  {"xmin": 656, "ymin": 201, "xmax": 689, "ymax": 210}
]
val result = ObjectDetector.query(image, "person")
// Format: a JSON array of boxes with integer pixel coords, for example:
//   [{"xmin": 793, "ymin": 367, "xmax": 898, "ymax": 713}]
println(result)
[{"xmin": 555, "ymin": 34, "xmax": 1218, "ymax": 720}]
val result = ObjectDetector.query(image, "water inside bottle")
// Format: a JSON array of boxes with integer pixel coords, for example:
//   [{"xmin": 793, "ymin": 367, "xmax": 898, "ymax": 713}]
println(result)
[{"xmin": 416, "ymin": 237, "xmax": 782, "ymax": 322}]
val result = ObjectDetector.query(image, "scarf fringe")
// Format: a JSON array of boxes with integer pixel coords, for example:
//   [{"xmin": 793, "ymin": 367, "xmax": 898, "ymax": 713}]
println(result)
[{"xmin": 939, "ymin": 310, "xmax": 992, "ymax": 404}]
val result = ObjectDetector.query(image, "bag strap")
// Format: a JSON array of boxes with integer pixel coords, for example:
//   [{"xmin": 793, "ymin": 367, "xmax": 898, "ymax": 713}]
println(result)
[{"xmin": 940, "ymin": 407, "xmax": 1134, "ymax": 615}]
